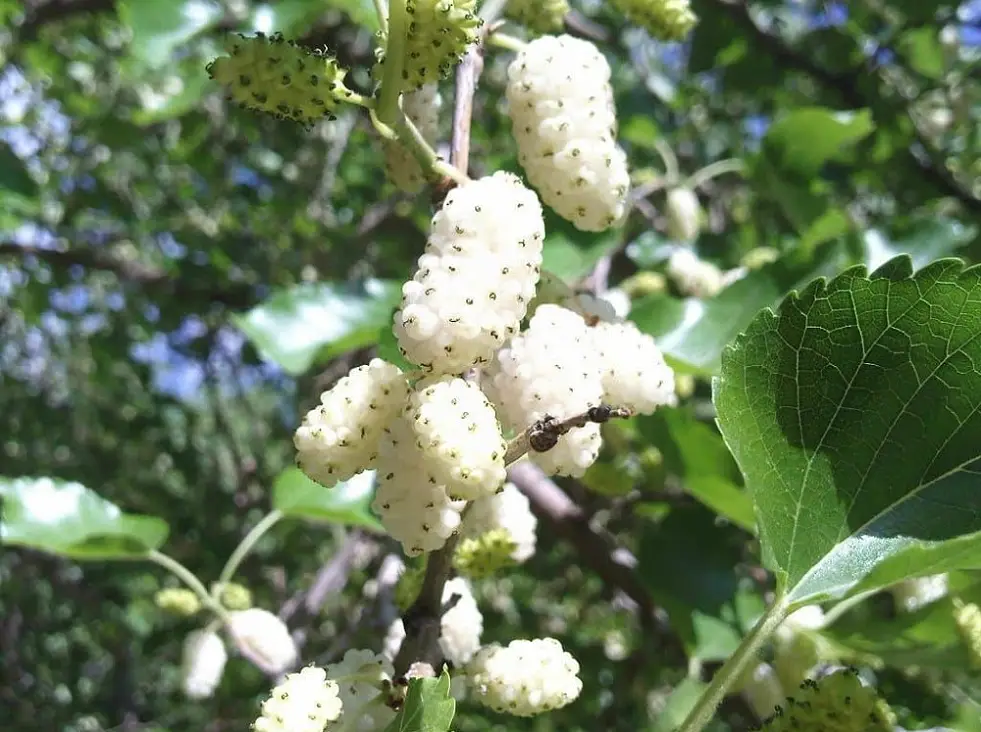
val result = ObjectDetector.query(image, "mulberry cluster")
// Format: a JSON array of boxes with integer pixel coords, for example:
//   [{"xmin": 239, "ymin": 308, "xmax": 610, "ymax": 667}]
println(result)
[
  {"xmin": 324, "ymin": 649, "xmax": 395, "ymax": 731},
  {"xmin": 181, "ymin": 630, "xmax": 227, "ymax": 699},
  {"xmin": 505, "ymin": 0, "xmax": 570, "ymax": 33},
  {"xmin": 227, "ymin": 608, "xmax": 297, "ymax": 675},
  {"xmin": 757, "ymin": 668, "xmax": 894, "ymax": 732},
  {"xmin": 891, "ymin": 573, "xmax": 949, "ymax": 612},
  {"xmin": 206, "ymin": 33, "xmax": 356, "ymax": 126},
  {"xmin": 608, "ymin": 0, "xmax": 698, "ymax": 41},
  {"xmin": 461, "ymin": 482, "xmax": 538, "ymax": 563},
  {"xmin": 506, "ymin": 35, "xmax": 630, "ymax": 231},
  {"xmin": 394, "ymin": 172, "xmax": 545, "ymax": 374},
  {"xmin": 665, "ymin": 187, "xmax": 703, "ymax": 241},
  {"xmin": 468, "ymin": 637, "xmax": 582, "ymax": 716}
]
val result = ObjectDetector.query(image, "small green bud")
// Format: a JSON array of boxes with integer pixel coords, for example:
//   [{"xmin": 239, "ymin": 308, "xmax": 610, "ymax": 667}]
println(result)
[
  {"xmin": 608, "ymin": 0, "xmax": 698, "ymax": 42},
  {"xmin": 212, "ymin": 582, "xmax": 253, "ymax": 610},
  {"xmin": 453, "ymin": 529, "xmax": 519, "ymax": 579},
  {"xmin": 741, "ymin": 247, "xmax": 780, "ymax": 270},
  {"xmin": 395, "ymin": 560, "xmax": 427, "ymax": 611},
  {"xmin": 206, "ymin": 32, "xmax": 357, "ymax": 126},
  {"xmin": 155, "ymin": 588, "xmax": 201, "ymax": 616},
  {"xmin": 759, "ymin": 668, "xmax": 894, "ymax": 732},
  {"xmin": 506, "ymin": 0, "xmax": 570, "ymax": 33},
  {"xmin": 620, "ymin": 271, "xmax": 667, "ymax": 299},
  {"xmin": 674, "ymin": 373, "xmax": 695, "ymax": 400},
  {"xmin": 377, "ymin": 0, "xmax": 483, "ymax": 92},
  {"xmin": 953, "ymin": 598, "xmax": 981, "ymax": 670}
]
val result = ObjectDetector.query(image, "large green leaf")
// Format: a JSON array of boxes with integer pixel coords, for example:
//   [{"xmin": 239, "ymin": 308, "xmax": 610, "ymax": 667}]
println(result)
[
  {"xmin": 0, "ymin": 477, "xmax": 169, "ymax": 559},
  {"xmin": 762, "ymin": 107, "xmax": 874, "ymax": 177},
  {"xmin": 715, "ymin": 256, "xmax": 981, "ymax": 606},
  {"xmin": 650, "ymin": 678, "xmax": 710, "ymax": 732},
  {"xmin": 638, "ymin": 409, "xmax": 755, "ymax": 533},
  {"xmin": 272, "ymin": 468, "xmax": 383, "ymax": 532},
  {"xmin": 632, "ymin": 240, "xmax": 851, "ymax": 375},
  {"xmin": 247, "ymin": 0, "xmax": 379, "ymax": 33},
  {"xmin": 234, "ymin": 279, "xmax": 401, "ymax": 375},
  {"xmin": 118, "ymin": 0, "xmax": 222, "ymax": 69},
  {"xmin": 383, "ymin": 670, "xmax": 455, "ymax": 732}
]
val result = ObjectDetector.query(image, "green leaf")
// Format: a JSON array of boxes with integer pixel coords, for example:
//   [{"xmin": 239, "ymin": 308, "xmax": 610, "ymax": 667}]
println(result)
[
  {"xmin": 383, "ymin": 669, "xmax": 455, "ymax": 732},
  {"xmin": 632, "ymin": 240, "xmax": 851, "ymax": 375},
  {"xmin": 118, "ymin": 0, "xmax": 222, "ymax": 69},
  {"xmin": 0, "ymin": 142, "xmax": 38, "ymax": 198},
  {"xmin": 272, "ymin": 468, "xmax": 383, "ymax": 532},
  {"xmin": 898, "ymin": 27, "xmax": 945, "ymax": 79},
  {"xmin": 638, "ymin": 505, "xmax": 761, "ymax": 661},
  {"xmin": 542, "ymin": 230, "xmax": 619, "ymax": 281},
  {"xmin": 865, "ymin": 217, "xmax": 977, "ymax": 272},
  {"xmin": 715, "ymin": 256, "xmax": 981, "ymax": 605},
  {"xmin": 0, "ymin": 477, "xmax": 169, "ymax": 559},
  {"xmin": 649, "ymin": 678, "xmax": 709, "ymax": 732},
  {"xmin": 638, "ymin": 409, "xmax": 756, "ymax": 533},
  {"xmin": 247, "ymin": 0, "xmax": 379, "ymax": 33},
  {"xmin": 234, "ymin": 279, "xmax": 401, "ymax": 375},
  {"xmin": 762, "ymin": 107, "xmax": 874, "ymax": 177}
]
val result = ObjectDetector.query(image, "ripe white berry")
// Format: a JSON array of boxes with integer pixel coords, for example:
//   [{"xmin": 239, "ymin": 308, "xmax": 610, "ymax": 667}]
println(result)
[
  {"xmin": 891, "ymin": 573, "xmax": 949, "ymax": 612},
  {"xmin": 394, "ymin": 172, "xmax": 545, "ymax": 374},
  {"xmin": 384, "ymin": 84, "xmax": 442, "ymax": 193},
  {"xmin": 253, "ymin": 666, "xmax": 343, "ymax": 732},
  {"xmin": 227, "ymin": 608, "xmax": 297, "ymax": 675},
  {"xmin": 324, "ymin": 649, "xmax": 395, "ymax": 732},
  {"xmin": 592, "ymin": 320, "xmax": 676, "ymax": 414},
  {"xmin": 408, "ymin": 376, "xmax": 507, "ymax": 500},
  {"xmin": 665, "ymin": 187, "xmax": 702, "ymax": 241},
  {"xmin": 485, "ymin": 304, "xmax": 604, "ymax": 477},
  {"xmin": 462, "ymin": 482, "xmax": 538, "ymax": 562},
  {"xmin": 372, "ymin": 412, "xmax": 466, "ymax": 556},
  {"xmin": 181, "ymin": 630, "xmax": 228, "ymax": 699},
  {"xmin": 383, "ymin": 576, "xmax": 484, "ymax": 666},
  {"xmin": 294, "ymin": 359, "xmax": 409, "ymax": 487},
  {"xmin": 506, "ymin": 35, "xmax": 630, "ymax": 232},
  {"xmin": 666, "ymin": 247, "xmax": 724, "ymax": 298},
  {"xmin": 468, "ymin": 637, "xmax": 582, "ymax": 716},
  {"xmin": 739, "ymin": 662, "xmax": 785, "ymax": 721}
]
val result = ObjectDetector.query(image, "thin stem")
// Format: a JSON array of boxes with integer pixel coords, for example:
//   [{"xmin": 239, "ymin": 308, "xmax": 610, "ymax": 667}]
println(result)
[
  {"xmin": 653, "ymin": 138, "xmax": 680, "ymax": 185},
  {"xmin": 395, "ymin": 114, "xmax": 470, "ymax": 185},
  {"xmin": 340, "ymin": 90, "xmax": 374, "ymax": 110},
  {"xmin": 147, "ymin": 550, "xmax": 229, "ymax": 620},
  {"xmin": 373, "ymin": 0, "xmax": 388, "ymax": 31},
  {"xmin": 821, "ymin": 589, "xmax": 876, "ymax": 628},
  {"xmin": 684, "ymin": 158, "xmax": 746, "ymax": 190},
  {"xmin": 376, "ymin": 0, "xmax": 408, "ymax": 125},
  {"xmin": 677, "ymin": 593, "xmax": 790, "ymax": 732},
  {"xmin": 216, "ymin": 509, "xmax": 284, "ymax": 592},
  {"xmin": 487, "ymin": 32, "xmax": 527, "ymax": 53}
]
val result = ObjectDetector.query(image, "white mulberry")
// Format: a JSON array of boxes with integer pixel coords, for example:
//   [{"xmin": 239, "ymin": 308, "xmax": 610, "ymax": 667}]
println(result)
[
  {"xmin": 609, "ymin": 0, "xmax": 697, "ymax": 41},
  {"xmin": 666, "ymin": 247, "xmax": 724, "ymax": 298},
  {"xmin": 468, "ymin": 637, "xmax": 582, "ymax": 716},
  {"xmin": 372, "ymin": 413, "xmax": 466, "ymax": 556},
  {"xmin": 324, "ymin": 649, "xmax": 395, "ymax": 732},
  {"xmin": 181, "ymin": 630, "xmax": 227, "ymax": 699},
  {"xmin": 227, "ymin": 608, "xmax": 297, "ymax": 675},
  {"xmin": 592, "ymin": 320, "xmax": 676, "ymax": 414},
  {"xmin": 462, "ymin": 482, "xmax": 537, "ymax": 562},
  {"xmin": 506, "ymin": 35, "xmax": 629, "ymax": 231},
  {"xmin": 407, "ymin": 377, "xmax": 506, "ymax": 500},
  {"xmin": 891, "ymin": 573, "xmax": 949, "ymax": 612},
  {"xmin": 665, "ymin": 187, "xmax": 702, "ymax": 241},
  {"xmin": 294, "ymin": 359, "xmax": 409, "ymax": 487},
  {"xmin": 253, "ymin": 666, "xmax": 343, "ymax": 732},
  {"xmin": 384, "ymin": 84, "xmax": 442, "ymax": 193},
  {"xmin": 485, "ymin": 304, "xmax": 604, "ymax": 477},
  {"xmin": 394, "ymin": 172, "xmax": 545, "ymax": 374}
]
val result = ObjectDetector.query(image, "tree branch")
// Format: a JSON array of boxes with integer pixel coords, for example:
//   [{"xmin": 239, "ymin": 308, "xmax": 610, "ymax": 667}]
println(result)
[
  {"xmin": 507, "ymin": 460, "xmax": 685, "ymax": 663},
  {"xmin": 710, "ymin": 0, "xmax": 980, "ymax": 215},
  {"xmin": 0, "ymin": 241, "xmax": 256, "ymax": 309},
  {"xmin": 17, "ymin": 0, "xmax": 114, "ymax": 41}
]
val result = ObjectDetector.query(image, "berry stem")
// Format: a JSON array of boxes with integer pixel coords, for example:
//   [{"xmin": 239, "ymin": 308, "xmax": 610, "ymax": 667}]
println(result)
[
  {"xmin": 372, "ymin": 0, "xmax": 388, "ymax": 31},
  {"xmin": 487, "ymin": 32, "xmax": 527, "ymax": 53},
  {"xmin": 677, "ymin": 593, "xmax": 790, "ymax": 732},
  {"xmin": 215, "ymin": 509, "xmax": 284, "ymax": 595},
  {"xmin": 653, "ymin": 137, "xmax": 680, "ymax": 185},
  {"xmin": 376, "ymin": 0, "xmax": 408, "ymax": 126},
  {"xmin": 684, "ymin": 158, "xmax": 746, "ymax": 190}
]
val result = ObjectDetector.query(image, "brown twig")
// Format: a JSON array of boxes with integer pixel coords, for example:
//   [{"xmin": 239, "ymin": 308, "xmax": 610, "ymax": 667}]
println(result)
[{"xmin": 449, "ymin": 34, "xmax": 487, "ymax": 174}]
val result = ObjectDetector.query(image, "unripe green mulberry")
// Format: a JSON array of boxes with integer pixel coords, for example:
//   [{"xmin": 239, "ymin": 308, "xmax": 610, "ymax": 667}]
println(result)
[
  {"xmin": 608, "ymin": 0, "xmax": 698, "ymax": 42},
  {"xmin": 506, "ymin": 0, "xmax": 569, "ymax": 33},
  {"xmin": 155, "ymin": 587, "xmax": 201, "ymax": 616},
  {"xmin": 758, "ymin": 668, "xmax": 894, "ymax": 732},
  {"xmin": 377, "ymin": 0, "xmax": 483, "ymax": 92},
  {"xmin": 206, "ymin": 33, "xmax": 358, "ymax": 126},
  {"xmin": 454, "ymin": 529, "xmax": 518, "ymax": 578}
]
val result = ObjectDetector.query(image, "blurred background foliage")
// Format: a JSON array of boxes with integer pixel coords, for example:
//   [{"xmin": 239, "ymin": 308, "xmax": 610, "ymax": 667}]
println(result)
[{"xmin": 1, "ymin": 0, "xmax": 980, "ymax": 731}]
